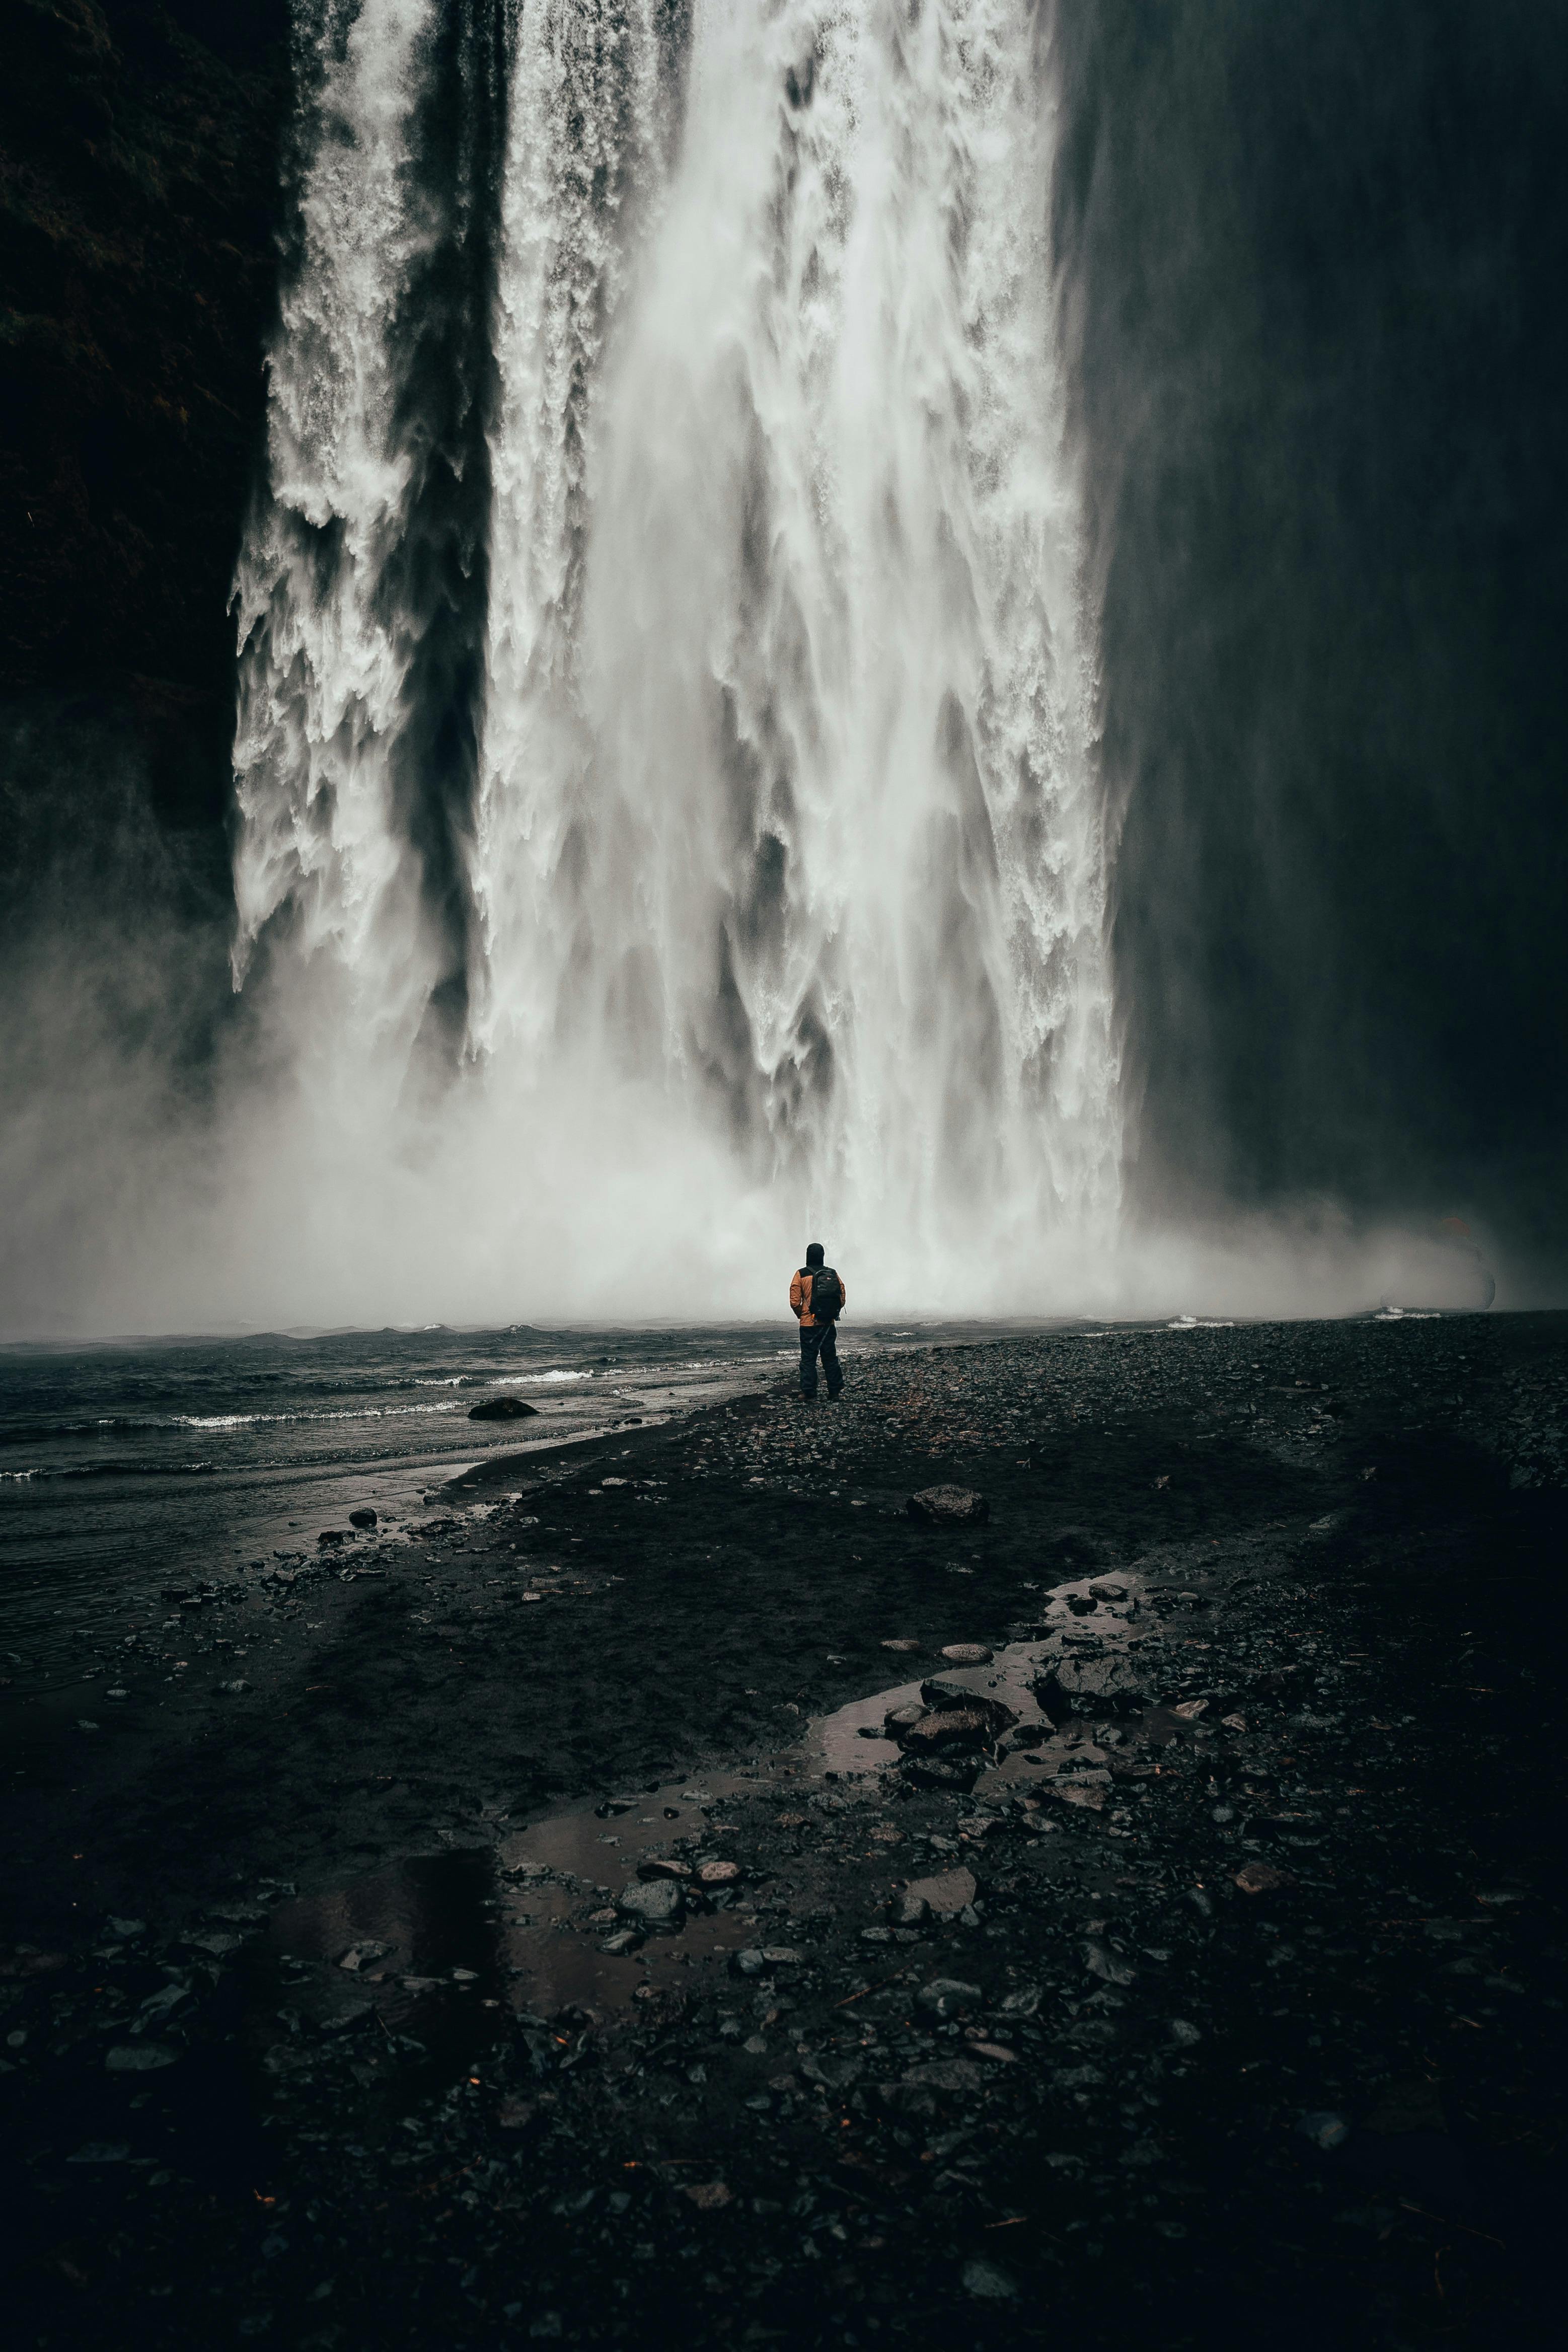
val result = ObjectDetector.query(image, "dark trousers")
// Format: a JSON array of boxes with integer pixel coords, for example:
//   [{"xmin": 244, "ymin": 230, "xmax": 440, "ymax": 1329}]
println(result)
[{"xmin": 799, "ymin": 1321, "xmax": 843, "ymax": 1399}]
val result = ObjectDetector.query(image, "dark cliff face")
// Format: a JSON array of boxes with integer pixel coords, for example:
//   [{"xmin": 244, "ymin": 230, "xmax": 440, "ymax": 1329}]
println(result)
[
  {"xmin": 1056, "ymin": 0, "xmax": 1568, "ymax": 1251},
  {"xmin": 0, "ymin": 0, "xmax": 289, "ymax": 826}
]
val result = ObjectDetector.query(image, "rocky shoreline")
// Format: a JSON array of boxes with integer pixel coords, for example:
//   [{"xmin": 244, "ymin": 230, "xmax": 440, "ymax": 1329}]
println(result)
[{"xmin": 4, "ymin": 1314, "xmax": 1566, "ymax": 2348}]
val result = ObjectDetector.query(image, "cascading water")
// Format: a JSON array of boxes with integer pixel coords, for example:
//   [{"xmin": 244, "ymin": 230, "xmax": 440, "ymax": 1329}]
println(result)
[
  {"xmin": 472, "ymin": 0, "xmax": 668, "ymax": 1065},
  {"xmin": 231, "ymin": 0, "xmax": 1121, "ymax": 1312},
  {"xmin": 232, "ymin": 0, "xmax": 501, "ymax": 1087}
]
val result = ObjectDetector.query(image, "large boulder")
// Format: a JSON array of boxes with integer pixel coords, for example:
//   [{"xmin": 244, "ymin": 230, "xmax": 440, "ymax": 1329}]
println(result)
[{"xmin": 469, "ymin": 1395, "xmax": 540, "ymax": 1422}]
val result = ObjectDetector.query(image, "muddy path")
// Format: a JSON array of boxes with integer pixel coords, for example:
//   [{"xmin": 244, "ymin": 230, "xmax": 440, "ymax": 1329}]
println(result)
[{"xmin": 4, "ymin": 1312, "xmax": 1566, "ymax": 2348}]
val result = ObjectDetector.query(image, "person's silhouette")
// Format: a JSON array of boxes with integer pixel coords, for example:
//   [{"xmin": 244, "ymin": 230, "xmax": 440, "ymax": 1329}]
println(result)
[{"xmin": 789, "ymin": 1241, "xmax": 845, "ymax": 1401}]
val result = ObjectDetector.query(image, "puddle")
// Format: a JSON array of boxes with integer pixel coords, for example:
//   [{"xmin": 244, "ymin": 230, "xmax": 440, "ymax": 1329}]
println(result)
[
  {"xmin": 810, "ymin": 1567, "xmax": 1159, "ymax": 1776},
  {"xmin": 256, "ymin": 1772, "xmax": 773, "ymax": 2090},
  {"xmin": 253, "ymin": 1569, "xmax": 1167, "ymax": 2068}
]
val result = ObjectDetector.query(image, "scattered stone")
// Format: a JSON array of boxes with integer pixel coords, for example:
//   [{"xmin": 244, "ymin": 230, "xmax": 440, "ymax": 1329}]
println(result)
[
  {"xmin": 907, "ymin": 1486, "xmax": 990, "ymax": 1527},
  {"xmin": 337, "ymin": 1942, "xmax": 391, "ymax": 1973},
  {"xmin": 938, "ymin": 1642, "xmax": 994, "ymax": 1665},
  {"xmin": 682, "ymin": 2181, "xmax": 733, "ymax": 2211},
  {"xmin": 900, "ymin": 1704, "xmax": 1008, "ymax": 1755},
  {"xmin": 107, "ymin": 1918, "xmax": 146, "ymax": 1940},
  {"xmin": 317, "ymin": 1530, "xmax": 348, "ymax": 1548},
  {"xmin": 801, "ymin": 2052, "xmax": 864, "ymax": 2090},
  {"xmin": 1169, "ymin": 2018, "xmax": 1203, "ymax": 2046},
  {"xmin": 961, "ymin": 2257, "xmax": 1019, "ymax": 2300},
  {"xmin": 900, "ymin": 1755, "xmax": 981, "ymax": 1793},
  {"xmin": 902, "ymin": 2057, "xmax": 986, "ymax": 2094},
  {"xmin": 729, "ymin": 1947, "xmax": 801, "ymax": 1976},
  {"xmin": 636, "ymin": 1858, "xmax": 692, "ymax": 1881},
  {"xmin": 1083, "ymin": 1938, "xmax": 1136, "ymax": 1986},
  {"xmin": 219, "ymin": 1678, "xmax": 252, "ymax": 1695},
  {"xmin": 138, "ymin": 1984, "xmax": 191, "ymax": 2024},
  {"xmin": 468, "ymin": 1396, "xmax": 540, "ymax": 1421},
  {"xmin": 348, "ymin": 1507, "xmax": 378, "ymax": 1529},
  {"xmin": 916, "ymin": 1978, "xmax": 983, "ymax": 2019},
  {"xmin": 67, "ymin": 2141, "xmax": 131, "ymax": 2164},
  {"xmin": 1298, "ymin": 2110, "xmax": 1350, "ymax": 2152},
  {"xmin": 1172, "ymin": 1699, "xmax": 1209, "ymax": 1721},
  {"xmin": 694, "ymin": 1859, "xmax": 742, "ymax": 1887},
  {"xmin": 1221, "ymin": 1712, "xmax": 1248, "ymax": 1731},
  {"xmin": 106, "ymin": 2044, "xmax": 178, "ymax": 2072},
  {"xmin": 883, "ymin": 1701, "xmax": 928, "ymax": 1738},
  {"xmin": 1052, "ymin": 1781, "xmax": 1107, "ymax": 1811},
  {"xmin": 881, "ymin": 1639, "xmax": 922, "ymax": 1652},
  {"xmin": 598, "ymin": 1930, "xmax": 643, "ymax": 1956},
  {"xmin": 1035, "ymin": 1655, "xmax": 1148, "ymax": 1721},
  {"xmin": 320, "ymin": 1998, "xmax": 374, "ymax": 2034},
  {"xmin": 920, "ymin": 1674, "xmax": 1008, "ymax": 1716},
  {"xmin": 615, "ymin": 1881, "xmax": 686, "ymax": 1929},
  {"xmin": 889, "ymin": 1890, "xmax": 931, "ymax": 1929},
  {"xmin": 903, "ymin": 1869, "xmax": 978, "ymax": 1919},
  {"xmin": 1234, "ymin": 1862, "xmax": 1290, "ymax": 1895},
  {"xmin": 496, "ymin": 2098, "xmax": 535, "ymax": 2129},
  {"xmin": 968, "ymin": 2041, "xmax": 1019, "ymax": 2064}
]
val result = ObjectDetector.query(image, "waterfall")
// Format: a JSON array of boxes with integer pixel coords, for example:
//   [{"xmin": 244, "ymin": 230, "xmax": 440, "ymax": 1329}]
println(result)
[
  {"xmin": 471, "ymin": 0, "xmax": 667, "ymax": 1065},
  {"xmin": 232, "ymin": 0, "xmax": 502, "ymax": 1087},
  {"xmin": 232, "ymin": 0, "xmax": 1120, "ymax": 1305}
]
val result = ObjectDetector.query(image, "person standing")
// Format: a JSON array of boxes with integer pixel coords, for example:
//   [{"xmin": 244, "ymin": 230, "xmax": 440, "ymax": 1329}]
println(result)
[{"xmin": 790, "ymin": 1241, "xmax": 845, "ymax": 1401}]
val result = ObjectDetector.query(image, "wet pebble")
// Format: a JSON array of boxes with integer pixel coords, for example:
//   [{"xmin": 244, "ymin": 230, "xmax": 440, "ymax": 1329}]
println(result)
[
  {"xmin": 916, "ymin": 1977, "xmax": 983, "ymax": 2019},
  {"xmin": 615, "ymin": 1881, "xmax": 685, "ymax": 1928},
  {"xmin": 907, "ymin": 1486, "xmax": 990, "ymax": 1527}
]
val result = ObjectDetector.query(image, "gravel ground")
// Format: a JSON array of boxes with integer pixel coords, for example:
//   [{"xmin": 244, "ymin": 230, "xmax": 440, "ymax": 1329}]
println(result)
[{"xmin": 4, "ymin": 1311, "xmax": 1565, "ymax": 2350}]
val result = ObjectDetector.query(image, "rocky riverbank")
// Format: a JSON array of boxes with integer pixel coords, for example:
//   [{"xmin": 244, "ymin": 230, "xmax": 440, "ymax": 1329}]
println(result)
[{"xmin": 5, "ymin": 1313, "xmax": 1566, "ymax": 2349}]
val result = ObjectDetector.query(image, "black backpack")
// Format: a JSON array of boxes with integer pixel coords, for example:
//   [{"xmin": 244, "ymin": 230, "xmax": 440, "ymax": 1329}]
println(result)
[{"xmin": 803, "ymin": 1264, "xmax": 840, "ymax": 1321}]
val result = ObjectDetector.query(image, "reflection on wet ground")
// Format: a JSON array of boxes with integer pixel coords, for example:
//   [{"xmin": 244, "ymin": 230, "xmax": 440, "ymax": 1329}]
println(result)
[
  {"xmin": 258, "ymin": 1770, "xmax": 770, "ymax": 2096},
  {"xmin": 255, "ymin": 1570, "xmax": 1162, "ymax": 2074}
]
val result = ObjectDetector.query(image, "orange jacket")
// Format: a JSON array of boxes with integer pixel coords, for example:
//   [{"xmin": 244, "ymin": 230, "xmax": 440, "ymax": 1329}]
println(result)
[{"xmin": 790, "ymin": 1265, "xmax": 846, "ymax": 1329}]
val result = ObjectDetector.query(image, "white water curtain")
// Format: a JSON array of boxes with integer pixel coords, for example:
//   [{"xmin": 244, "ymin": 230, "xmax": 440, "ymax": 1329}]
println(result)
[{"xmin": 231, "ymin": 0, "xmax": 1121, "ymax": 1311}]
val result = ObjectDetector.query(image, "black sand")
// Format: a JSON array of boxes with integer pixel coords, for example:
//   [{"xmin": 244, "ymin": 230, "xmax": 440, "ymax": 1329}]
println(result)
[{"xmin": 5, "ymin": 1313, "xmax": 1566, "ymax": 2349}]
